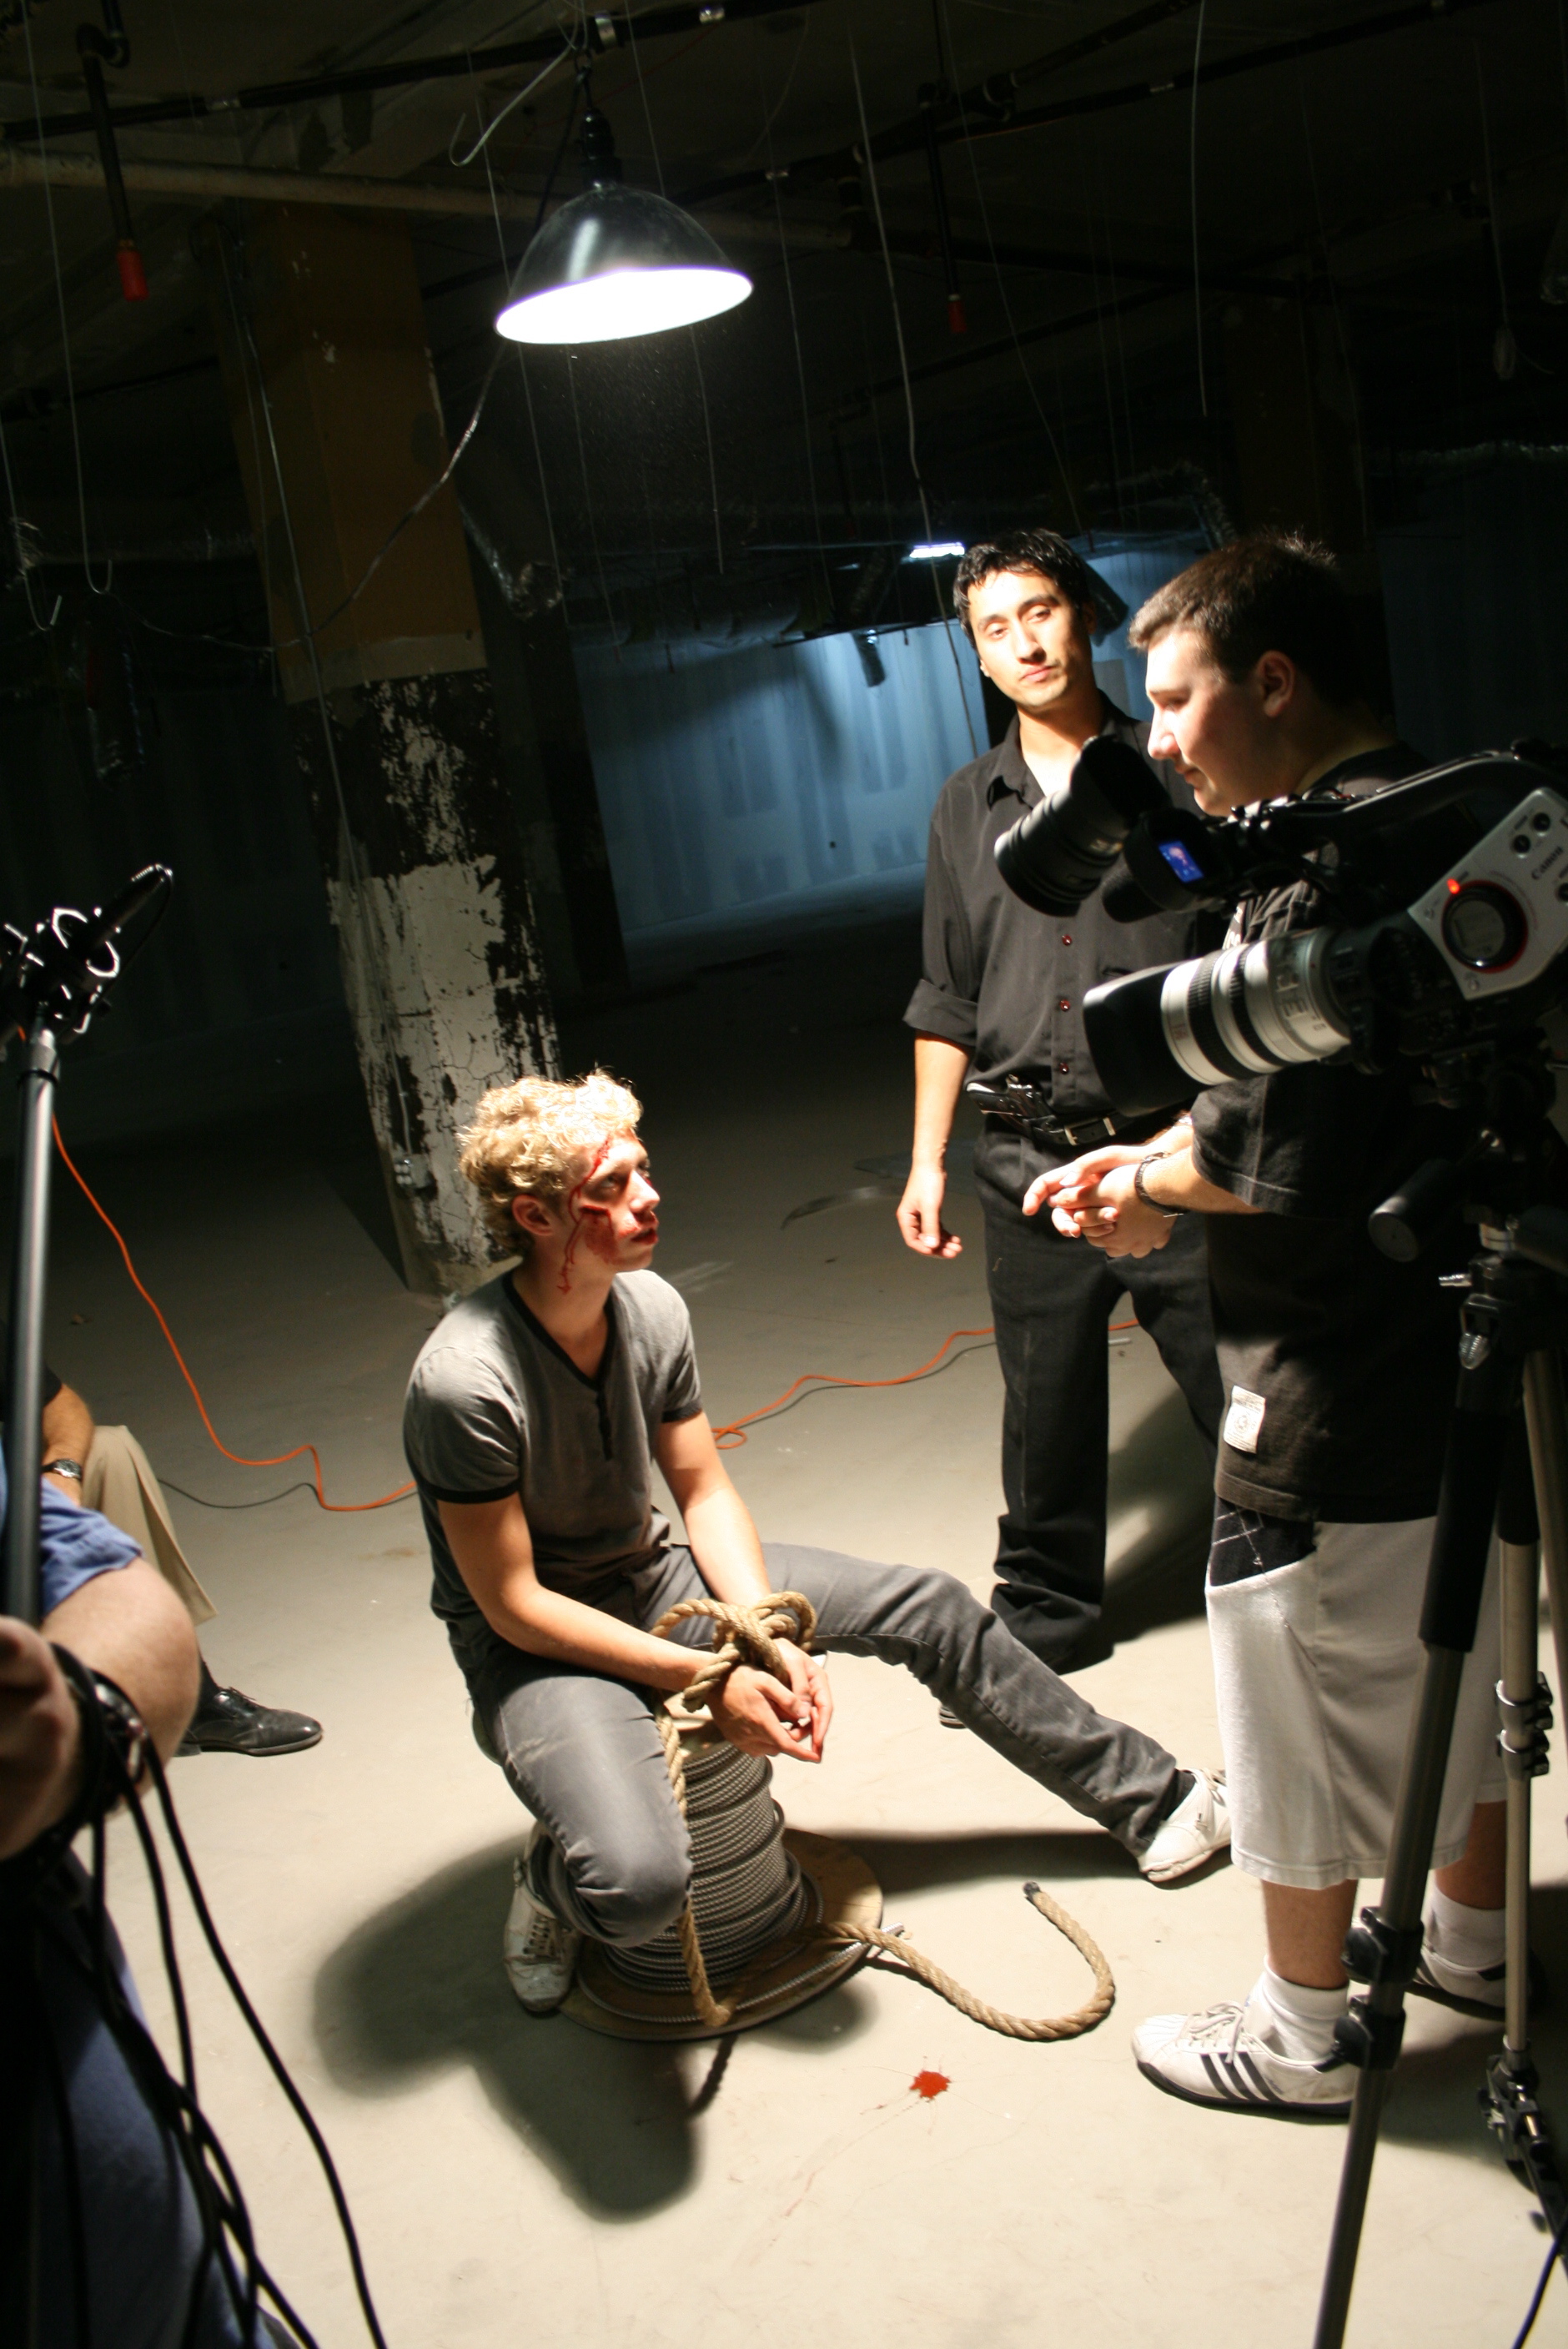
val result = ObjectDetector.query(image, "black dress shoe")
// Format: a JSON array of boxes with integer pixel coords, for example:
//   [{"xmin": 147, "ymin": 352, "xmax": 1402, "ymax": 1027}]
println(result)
[{"xmin": 178, "ymin": 1683, "xmax": 323, "ymax": 1757}]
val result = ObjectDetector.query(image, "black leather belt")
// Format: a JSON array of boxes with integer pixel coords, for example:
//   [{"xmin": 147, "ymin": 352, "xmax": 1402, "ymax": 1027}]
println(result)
[{"xmin": 965, "ymin": 1076, "xmax": 1158, "ymax": 1155}]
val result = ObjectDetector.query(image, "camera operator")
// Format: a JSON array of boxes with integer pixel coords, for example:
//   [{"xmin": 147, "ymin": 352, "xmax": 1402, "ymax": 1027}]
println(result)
[
  {"xmin": 1033, "ymin": 535, "xmax": 1509, "ymax": 2118},
  {"xmin": 898, "ymin": 529, "xmax": 1223, "ymax": 1673}
]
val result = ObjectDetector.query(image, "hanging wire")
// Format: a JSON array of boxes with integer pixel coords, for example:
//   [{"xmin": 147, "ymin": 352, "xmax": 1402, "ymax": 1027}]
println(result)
[
  {"xmin": 739, "ymin": 9, "xmax": 812, "ymax": 165},
  {"xmin": 215, "ymin": 229, "xmax": 421, "ymax": 1165},
  {"xmin": 448, "ymin": 43, "xmax": 574, "ymax": 169},
  {"xmin": 1083, "ymin": 178, "xmax": 1124, "ymax": 521},
  {"xmin": 1295, "ymin": 61, "xmax": 1373, "ymax": 547},
  {"xmin": 475, "ymin": 66, "xmax": 566, "ymax": 590},
  {"xmin": 0, "ymin": 410, "xmax": 60, "ymax": 632},
  {"xmin": 625, "ymin": 21, "xmax": 725, "ymax": 573},
  {"xmin": 1101, "ymin": 162, "xmax": 1142, "ymax": 519},
  {"xmin": 847, "ymin": 31, "xmax": 977, "ymax": 755},
  {"xmin": 689, "ymin": 334, "xmax": 726, "ymax": 572},
  {"xmin": 1189, "ymin": 0, "xmax": 1210, "ymax": 416},
  {"xmin": 761, "ymin": 56, "xmax": 833, "ymax": 609},
  {"xmin": 21, "ymin": 3, "xmax": 109, "ymax": 592},
  {"xmin": 568, "ymin": 350, "xmax": 621, "ymax": 638},
  {"xmin": 1475, "ymin": 40, "xmax": 1515, "ymax": 375},
  {"xmin": 936, "ymin": 0, "xmax": 1082, "ymax": 531},
  {"xmin": 626, "ymin": 3, "xmax": 667, "ymax": 195}
]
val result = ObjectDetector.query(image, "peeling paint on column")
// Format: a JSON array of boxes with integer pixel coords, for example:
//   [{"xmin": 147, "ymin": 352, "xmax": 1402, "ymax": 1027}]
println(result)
[{"xmin": 289, "ymin": 666, "xmax": 560, "ymax": 1293}]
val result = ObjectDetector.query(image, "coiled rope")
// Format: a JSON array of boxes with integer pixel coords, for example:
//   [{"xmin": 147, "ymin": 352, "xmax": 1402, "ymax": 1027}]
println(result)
[{"xmin": 651, "ymin": 1595, "xmax": 1116, "ymax": 2042}]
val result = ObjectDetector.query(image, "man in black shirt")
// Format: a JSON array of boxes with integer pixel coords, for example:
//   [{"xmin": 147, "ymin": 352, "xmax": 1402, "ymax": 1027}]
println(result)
[
  {"xmin": 899, "ymin": 529, "xmax": 1222, "ymax": 1670},
  {"xmin": 1033, "ymin": 536, "xmax": 1507, "ymax": 2118}
]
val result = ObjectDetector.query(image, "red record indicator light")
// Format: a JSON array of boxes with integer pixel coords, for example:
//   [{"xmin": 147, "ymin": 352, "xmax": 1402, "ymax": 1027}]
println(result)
[{"xmin": 1440, "ymin": 879, "xmax": 1529, "ymax": 972}]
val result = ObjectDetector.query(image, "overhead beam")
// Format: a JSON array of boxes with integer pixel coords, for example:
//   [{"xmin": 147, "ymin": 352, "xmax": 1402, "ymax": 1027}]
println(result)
[
  {"xmin": 0, "ymin": 0, "xmax": 827, "ymax": 145},
  {"xmin": 0, "ymin": 148, "xmax": 847, "ymax": 251}
]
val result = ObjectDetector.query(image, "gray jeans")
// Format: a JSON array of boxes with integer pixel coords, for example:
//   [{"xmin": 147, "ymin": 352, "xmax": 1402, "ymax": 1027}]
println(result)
[{"xmin": 447, "ymin": 1542, "xmax": 1182, "ymax": 1946}]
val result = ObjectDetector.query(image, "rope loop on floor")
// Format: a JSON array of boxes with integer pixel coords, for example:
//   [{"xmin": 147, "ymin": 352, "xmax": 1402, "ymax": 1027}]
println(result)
[{"xmin": 648, "ymin": 1595, "xmax": 1115, "ymax": 2041}]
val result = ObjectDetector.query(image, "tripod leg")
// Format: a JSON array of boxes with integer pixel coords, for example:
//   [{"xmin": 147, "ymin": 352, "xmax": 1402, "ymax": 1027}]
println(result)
[
  {"xmin": 1523, "ymin": 1350, "xmax": 1568, "ymax": 1727},
  {"xmin": 1314, "ymin": 1401, "xmax": 1505, "ymax": 2349},
  {"xmin": 1499, "ymin": 1536, "xmax": 1538, "ymax": 2057},
  {"xmin": 1485, "ymin": 1371, "xmax": 1568, "ymax": 2254}
]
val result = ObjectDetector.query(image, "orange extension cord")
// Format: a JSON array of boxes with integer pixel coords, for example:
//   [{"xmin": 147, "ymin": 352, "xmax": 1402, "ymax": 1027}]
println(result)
[
  {"xmin": 53, "ymin": 1118, "xmax": 417, "ymax": 1512},
  {"xmin": 710, "ymin": 1314, "xmax": 1139, "ymax": 1448},
  {"xmin": 53, "ymin": 1116, "xmax": 1142, "ymax": 1501}
]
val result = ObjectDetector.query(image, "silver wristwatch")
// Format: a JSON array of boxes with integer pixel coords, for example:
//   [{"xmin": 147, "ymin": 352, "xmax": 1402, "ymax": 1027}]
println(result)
[{"xmin": 43, "ymin": 1457, "xmax": 85, "ymax": 1481}]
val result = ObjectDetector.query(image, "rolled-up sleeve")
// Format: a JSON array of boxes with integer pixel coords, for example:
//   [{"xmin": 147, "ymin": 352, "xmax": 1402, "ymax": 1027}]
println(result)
[{"xmin": 904, "ymin": 799, "xmax": 978, "ymax": 1049}]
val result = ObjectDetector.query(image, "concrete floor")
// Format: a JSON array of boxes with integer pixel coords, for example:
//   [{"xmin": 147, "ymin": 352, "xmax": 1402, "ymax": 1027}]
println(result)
[{"xmin": 43, "ymin": 922, "xmax": 1568, "ymax": 2349}]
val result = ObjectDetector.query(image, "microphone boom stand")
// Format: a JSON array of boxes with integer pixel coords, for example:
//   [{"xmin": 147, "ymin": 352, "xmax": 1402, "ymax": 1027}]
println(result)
[{"xmin": 0, "ymin": 867, "xmax": 171, "ymax": 1627}]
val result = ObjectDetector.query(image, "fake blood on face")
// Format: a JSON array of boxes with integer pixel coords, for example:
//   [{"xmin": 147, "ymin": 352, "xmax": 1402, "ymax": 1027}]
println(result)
[{"xmin": 557, "ymin": 1137, "xmax": 614, "ymax": 1295}]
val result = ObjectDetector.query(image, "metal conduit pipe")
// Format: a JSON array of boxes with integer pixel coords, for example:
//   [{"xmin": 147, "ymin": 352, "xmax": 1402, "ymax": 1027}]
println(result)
[{"xmin": 0, "ymin": 148, "xmax": 849, "ymax": 249}]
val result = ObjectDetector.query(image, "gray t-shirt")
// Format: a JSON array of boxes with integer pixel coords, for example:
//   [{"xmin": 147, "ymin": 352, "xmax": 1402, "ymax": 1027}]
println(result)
[{"xmin": 402, "ymin": 1268, "xmax": 704, "ymax": 1623}]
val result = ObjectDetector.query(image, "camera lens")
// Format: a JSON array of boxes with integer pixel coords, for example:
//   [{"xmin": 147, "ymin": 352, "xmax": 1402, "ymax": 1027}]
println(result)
[
  {"xmin": 994, "ymin": 737, "xmax": 1168, "ymax": 916},
  {"xmin": 1440, "ymin": 882, "xmax": 1527, "ymax": 972}
]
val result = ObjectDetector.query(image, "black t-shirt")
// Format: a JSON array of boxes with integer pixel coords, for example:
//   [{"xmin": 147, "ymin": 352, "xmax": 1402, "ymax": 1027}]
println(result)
[
  {"xmin": 0, "ymin": 1319, "xmax": 63, "ymax": 1418},
  {"xmin": 1190, "ymin": 745, "xmax": 1471, "ymax": 1523}
]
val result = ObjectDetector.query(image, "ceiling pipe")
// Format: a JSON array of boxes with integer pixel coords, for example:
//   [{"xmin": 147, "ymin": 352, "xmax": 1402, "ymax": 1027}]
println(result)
[
  {"xmin": 0, "ymin": 147, "xmax": 848, "ymax": 250},
  {"xmin": 676, "ymin": 0, "xmax": 1500, "ymax": 211},
  {"xmin": 2, "ymin": 0, "xmax": 830, "ymax": 145}
]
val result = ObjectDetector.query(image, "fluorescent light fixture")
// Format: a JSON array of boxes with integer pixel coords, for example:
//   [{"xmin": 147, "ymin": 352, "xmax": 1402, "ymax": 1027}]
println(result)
[
  {"xmin": 905, "ymin": 541, "xmax": 966, "ymax": 562},
  {"xmin": 495, "ymin": 103, "xmax": 751, "ymax": 347}
]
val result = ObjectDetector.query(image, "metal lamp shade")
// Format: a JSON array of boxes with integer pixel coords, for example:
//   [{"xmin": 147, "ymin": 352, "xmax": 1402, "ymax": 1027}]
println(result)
[{"xmin": 495, "ymin": 184, "xmax": 751, "ymax": 346}]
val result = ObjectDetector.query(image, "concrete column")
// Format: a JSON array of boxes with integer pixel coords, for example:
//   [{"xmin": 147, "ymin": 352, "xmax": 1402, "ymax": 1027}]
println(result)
[
  {"xmin": 1222, "ymin": 292, "xmax": 1392, "ymax": 708},
  {"xmin": 199, "ymin": 204, "xmax": 560, "ymax": 1294}
]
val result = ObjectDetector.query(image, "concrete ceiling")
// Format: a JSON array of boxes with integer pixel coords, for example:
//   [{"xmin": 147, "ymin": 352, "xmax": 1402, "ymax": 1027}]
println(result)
[{"xmin": 2, "ymin": 0, "xmax": 1565, "ymax": 601}]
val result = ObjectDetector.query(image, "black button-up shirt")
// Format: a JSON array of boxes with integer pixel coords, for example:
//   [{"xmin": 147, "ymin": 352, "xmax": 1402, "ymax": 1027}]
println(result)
[{"xmin": 904, "ymin": 702, "xmax": 1209, "ymax": 1123}]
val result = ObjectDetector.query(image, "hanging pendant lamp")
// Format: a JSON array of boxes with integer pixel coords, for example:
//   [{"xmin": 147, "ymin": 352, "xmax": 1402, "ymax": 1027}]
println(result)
[{"xmin": 496, "ymin": 98, "xmax": 751, "ymax": 347}]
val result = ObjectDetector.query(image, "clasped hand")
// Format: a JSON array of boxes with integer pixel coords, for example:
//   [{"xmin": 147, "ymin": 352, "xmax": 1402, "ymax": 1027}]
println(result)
[
  {"xmin": 1023, "ymin": 1143, "xmax": 1174, "ymax": 1260},
  {"xmin": 701, "ymin": 1637, "xmax": 833, "ymax": 1764}
]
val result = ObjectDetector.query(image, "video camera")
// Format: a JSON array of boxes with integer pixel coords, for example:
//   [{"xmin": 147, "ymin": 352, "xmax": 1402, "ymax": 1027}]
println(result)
[{"xmin": 994, "ymin": 737, "xmax": 1568, "ymax": 1119}]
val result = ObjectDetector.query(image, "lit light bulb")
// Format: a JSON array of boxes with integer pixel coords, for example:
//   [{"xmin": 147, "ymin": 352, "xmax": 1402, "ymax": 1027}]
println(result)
[{"xmin": 497, "ymin": 263, "xmax": 751, "ymax": 347}]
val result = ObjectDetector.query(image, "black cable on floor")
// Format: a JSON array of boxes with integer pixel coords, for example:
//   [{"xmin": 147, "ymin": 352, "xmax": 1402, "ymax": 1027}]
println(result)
[{"xmin": 160, "ymin": 1480, "xmax": 415, "ymax": 1512}]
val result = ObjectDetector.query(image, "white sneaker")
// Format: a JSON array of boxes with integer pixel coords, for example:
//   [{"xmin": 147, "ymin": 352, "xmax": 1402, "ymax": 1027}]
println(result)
[
  {"xmin": 1412, "ymin": 1919, "xmax": 1545, "ymax": 2020},
  {"xmin": 1133, "ymin": 1992, "xmax": 1355, "ymax": 2120},
  {"xmin": 503, "ymin": 1843, "xmax": 580, "ymax": 2015},
  {"xmin": 1138, "ymin": 1768, "xmax": 1231, "ymax": 1885}
]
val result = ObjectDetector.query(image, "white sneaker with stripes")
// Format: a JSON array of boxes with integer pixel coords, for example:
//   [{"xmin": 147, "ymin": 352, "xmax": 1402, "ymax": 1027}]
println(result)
[{"xmin": 1132, "ymin": 1989, "xmax": 1355, "ymax": 2120}]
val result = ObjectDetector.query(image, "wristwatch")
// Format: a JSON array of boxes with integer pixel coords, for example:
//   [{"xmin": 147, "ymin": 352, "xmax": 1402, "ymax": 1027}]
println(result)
[
  {"xmin": 1133, "ymin": 1156, "xmax": 1184, "ymax": 1219},
  {"xmin": 43, "ymin": 1458, "xmax": 84, "ymax": 1481}
]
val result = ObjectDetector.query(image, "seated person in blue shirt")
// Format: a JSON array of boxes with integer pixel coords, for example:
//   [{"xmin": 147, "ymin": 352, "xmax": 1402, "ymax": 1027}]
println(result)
[
  {"xmin": 0, "ymin": 1463, "xmax": 295, "ymax": 2343},
  {"xmin": 402, "ymin": 1070, "xmax": 1232, "ymax": 2015}
]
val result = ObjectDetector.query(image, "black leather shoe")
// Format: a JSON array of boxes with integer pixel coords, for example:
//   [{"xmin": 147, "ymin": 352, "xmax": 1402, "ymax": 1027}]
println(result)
[{"xmin": 178, "ymin": 1683, "xmax": 323, "ymax": 1757}]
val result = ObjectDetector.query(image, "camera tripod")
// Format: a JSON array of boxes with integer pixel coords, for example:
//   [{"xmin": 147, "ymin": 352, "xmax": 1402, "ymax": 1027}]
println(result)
[{"xmin": 1314, "ymin": 1195, "xmax": 1568, "ymax": 2346}]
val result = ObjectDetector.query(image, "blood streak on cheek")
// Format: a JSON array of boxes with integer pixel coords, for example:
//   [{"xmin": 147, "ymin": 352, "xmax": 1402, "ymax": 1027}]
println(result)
[{"xmin": 557, "ymin": 1138, "xmax": 614, "ymax": 1295}]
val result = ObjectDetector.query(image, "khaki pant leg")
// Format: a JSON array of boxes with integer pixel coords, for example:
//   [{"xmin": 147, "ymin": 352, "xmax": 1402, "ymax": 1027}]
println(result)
[{"xmin": 83, "ymin": 1426, "xmax": 216, "ymax": 1627}]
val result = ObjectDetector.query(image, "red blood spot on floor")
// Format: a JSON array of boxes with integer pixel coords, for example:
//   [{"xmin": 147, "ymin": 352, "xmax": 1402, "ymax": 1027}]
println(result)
[{"xmin": 911, "ymin": 2070, "xmax": 950, "ymax": 2100}]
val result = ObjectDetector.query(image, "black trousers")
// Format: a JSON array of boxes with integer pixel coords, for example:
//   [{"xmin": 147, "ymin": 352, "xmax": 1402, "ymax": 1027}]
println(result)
[{"xmin": 975, "ymin": 1123, "xmax": 1223, "ymax": 1667}]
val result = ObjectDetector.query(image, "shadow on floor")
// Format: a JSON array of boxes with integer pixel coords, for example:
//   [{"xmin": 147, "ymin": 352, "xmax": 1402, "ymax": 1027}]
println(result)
[
  {"xmin": 313, "ymin": 1823, "xmax": 1134, "ymax": 2216},
  {"xmin": 313, "ymin": 1837, "xmax": 882, "ymax": 2218}
]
